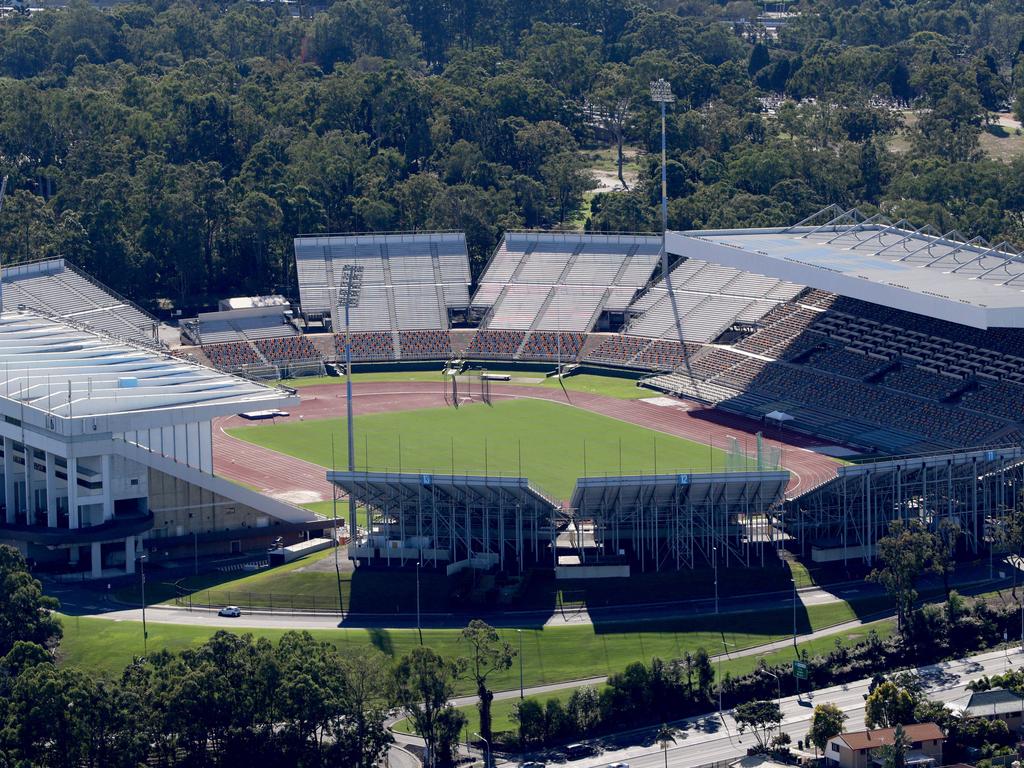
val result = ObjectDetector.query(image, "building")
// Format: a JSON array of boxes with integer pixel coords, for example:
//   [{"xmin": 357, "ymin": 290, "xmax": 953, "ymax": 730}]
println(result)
[
  {"xmin": 825, "ymin": 724, "xmax": 945, "ymax": 768},
  {"xmin": 947, "ymin": 689, "xmax": 1024, "ymax": 731},
  {"xmin": 0, "ymin": 310, "xmax": 324, "ymax": 578}
]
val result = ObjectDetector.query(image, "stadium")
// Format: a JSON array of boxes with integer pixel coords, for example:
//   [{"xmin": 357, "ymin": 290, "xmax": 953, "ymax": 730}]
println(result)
[{"xmin": 3, "ymin": 209, "xmax": 1024, "ymax": 580}]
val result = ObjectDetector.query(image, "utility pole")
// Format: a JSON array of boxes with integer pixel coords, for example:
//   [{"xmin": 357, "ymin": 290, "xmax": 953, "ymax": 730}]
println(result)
[
  {"xmin": 518, "ymin": 629, "xmax": 524, "ymax": 699},
  {"xmin": 416, "ymin": 559, "xmax": 422, "ymax": 645}
]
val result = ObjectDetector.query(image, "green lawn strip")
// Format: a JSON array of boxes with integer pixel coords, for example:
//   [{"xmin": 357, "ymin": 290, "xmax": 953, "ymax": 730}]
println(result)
[
  {"xmin": 393, "ymin": 617, "xmax": 898, "ymax": 737},
  {"xmin": 281, "ymin": 370, "xmax": 652, "ymax": 399},
  {"xmin": 225, "ymin": 399, "xmax": 741, "ymax": 500},
  {"xmin": 56, "ymin": 595, "xmax": 889, "ymax": 685}
]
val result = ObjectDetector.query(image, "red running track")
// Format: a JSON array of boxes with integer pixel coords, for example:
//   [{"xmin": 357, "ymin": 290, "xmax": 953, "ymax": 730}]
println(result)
[{"xmin": 213, "ymin": 381, "xmax": 844, "ymax": 503}]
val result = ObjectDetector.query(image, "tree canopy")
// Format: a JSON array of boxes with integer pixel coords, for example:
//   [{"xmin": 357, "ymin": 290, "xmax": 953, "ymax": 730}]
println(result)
[{"xmin": 0, "ymin": 0, "xmax": 1020, "ymax": 313}]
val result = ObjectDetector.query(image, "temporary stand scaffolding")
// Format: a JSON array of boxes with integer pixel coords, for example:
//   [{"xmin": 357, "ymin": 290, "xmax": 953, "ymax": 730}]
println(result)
[{"xmin": 785, "ymin": 446, "xmax": 1024, "ymax": 564}]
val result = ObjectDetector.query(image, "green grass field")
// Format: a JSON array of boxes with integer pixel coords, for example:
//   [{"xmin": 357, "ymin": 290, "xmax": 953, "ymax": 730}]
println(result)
[
  {"xmin": 283, "ymin": 371, "xmax": 652, "ymax": 400},
  {"xmin": 57, "ymin": 595, "xmax": 889, "ymax": 686},
  {"xmin": 227, "ymin": 399, "xmax": 743, "ymax": 499}
]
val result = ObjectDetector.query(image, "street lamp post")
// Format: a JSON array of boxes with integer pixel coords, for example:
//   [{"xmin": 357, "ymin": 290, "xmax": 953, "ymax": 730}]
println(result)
[
  {"xmin": 718, "ymin": 639, "xmax": 734, "ymax": 723},
  {"xmin": 764, "ymin": 669, "xmax": 781, "ymax": 709},
  {"xmin": 792, "ymin": 577, "xmax": 798, "ymax": 649},
  {"xmin": 138, "ymin": 553, "xmax": 148, "ymax": 657},
  {"xmin": 713, "ymin": 545, "xmax": 719, "ymax": 615},
  {"xmin": 416, "ymin": 559, "xmax": 422, "ymax": 645},
  {"xmin": 517, "ymin": 629, "xmax": 524, "ymax": 699},
  {"xmin": 474, "ymin": 731, "xmax": 491, "ymax": 768}
]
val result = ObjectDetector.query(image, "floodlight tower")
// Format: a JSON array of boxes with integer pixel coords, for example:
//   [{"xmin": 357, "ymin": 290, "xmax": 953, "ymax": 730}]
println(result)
[
  {"xmin": 650, "ymin": 78, "xmax": 676, "ymax": 342},
  {"xmin": 340, "ymin": 264, "xmax": 363, "ymax": 539},
  {"xmin": 650, "ymin": 79, "xmax": 674, "ymax": 235}
]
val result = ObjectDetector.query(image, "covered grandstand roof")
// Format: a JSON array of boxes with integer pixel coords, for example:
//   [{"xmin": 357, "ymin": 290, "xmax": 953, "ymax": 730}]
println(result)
[
  {"xmin": 570, "ymin": 470, "xmax": 790, "ymax": 511},
  {"xmin": 0, "ymin": 310, "xmax": 294, "ymax": 432},
  {"xmin": 328, "ymin": 470, "xmax": 560, "ymax": 511},
  {"xmin": 669, "ymin": 209, "xmax": 1024, "ymax": 329}
]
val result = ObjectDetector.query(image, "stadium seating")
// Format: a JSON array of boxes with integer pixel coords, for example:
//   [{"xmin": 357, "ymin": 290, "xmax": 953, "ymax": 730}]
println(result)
[
  {"xmin": 253, "ymin": 336, "xmax": 322, "ymax": 363},
  {"xmin": 399, "ymin": 330, "xmax": 452, "ymax": 360},
  {"xmin": 2, "ymin": 258, "xmax": 159, "ymax": 345},
  {"xmin": 466, "ymin": 330, "xmax": 526, "ymax": 359},
  {"xmin": 203, "ymin": 342, "xmax": 264, "ymax": 369},
  {"xmin": 632, "ymin": 339, "xmax": 703, "ymax": 371},
  {"xmin": 518, "ymin": 332, "xmax": 585, "ymax": 362},
  {"xmin": 584, "ymin": 335, "xmax": 654, "ymax": 367},
  {"xmin": 293, "ymin": 233, "xmax": 471, "ymax": 333},
  {"xmin": 334, "ymin": 332, "xmax": 397, "ymax": 361}
]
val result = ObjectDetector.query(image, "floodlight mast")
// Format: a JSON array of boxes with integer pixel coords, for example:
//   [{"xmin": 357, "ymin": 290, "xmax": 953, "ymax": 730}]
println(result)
[
  {"xmin": 650, "ymin": 79, "xmax": 674, "ymax": 235},
  {"xmin": 341, "ymin": 264, "xmax": 363, "ymax": 541}
]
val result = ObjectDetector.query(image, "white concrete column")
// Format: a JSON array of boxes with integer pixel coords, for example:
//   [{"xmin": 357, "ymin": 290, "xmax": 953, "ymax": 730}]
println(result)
[
  {"xmin": 124, "ymin": 536, "xmax": 136, "ymax": 574},
  {"xmin": 67, "ymin": 456, "xmax": 79, "ymax": 529},
  {"xmin": 101, "ymin": 454, "xmax": 114, "ymax": 522},
  {"xmin": 45, "ymin": 452, "xmax": 57, "ymax": 528},
  {"xmin": 90, "ymin": 541, "xmax": 102, "ymax": 579},
  {"xmin": 3, "ymin": 437, "xmax": 16, "ymax": 524},
  {"xmin": 23, "ymin": 443, "xmax": 39, "ymax": 524}
]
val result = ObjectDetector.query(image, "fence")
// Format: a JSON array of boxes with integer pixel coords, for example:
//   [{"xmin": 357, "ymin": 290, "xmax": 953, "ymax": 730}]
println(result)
[{"xmin": 173, "ymin": 588, "xmax": 344, "ymax": 615}]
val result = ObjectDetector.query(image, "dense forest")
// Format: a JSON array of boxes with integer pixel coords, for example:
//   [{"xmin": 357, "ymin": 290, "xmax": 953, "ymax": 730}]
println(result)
[{"xmin": 0, "ymin": 0, "xmax": 1022, "ymax": 312}]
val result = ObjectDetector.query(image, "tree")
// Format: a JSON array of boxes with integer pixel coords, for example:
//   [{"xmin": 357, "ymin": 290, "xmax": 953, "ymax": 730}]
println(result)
[
  {"xmin": 459, "ymin": 620, "xmax": 515, "ymax": 750},
  {"xmin": 868, "ymin": 520, "xmax": 938, "ymax": 633},
  {"xmin": 865, "ymin": 680, "xmax": 918, "ymax": 729},
  {"xmin": 0, "ymin": 545, "xmax": 61, "ymax": 658},
  {"xmin": 934, "ymin": 519, "xmax": 961, "ymax": 597},
  {"xmin": 875, "ymin": 723, "xmax": 911, "ymax": 768},
  {"xmin": 810, "ymin": 702, "xmax": 848, "ymax": 755},
  {"xmin": 656, "ymin": 723, "xmax": 680, "ymax": 768},
  {"xmin": 694, "ymin": 648, "xmax": 715, "ymax": 699},
  {"xmin": 332, "ymin": 647, "xmax": 394, "ymax": 768},
  {"xmin": 733, "ymin": 699, "xmax": 783, "ymax": 750},
  {"xmin": 591, "ymin": 63, "xmax": 636, "ymax": 189},
  {"xmin": 391, "ymin": 646, "xmax": 466, "ymax": 768}
]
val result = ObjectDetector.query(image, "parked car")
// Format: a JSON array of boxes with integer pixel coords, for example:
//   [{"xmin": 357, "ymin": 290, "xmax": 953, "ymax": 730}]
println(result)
[
  {"xmin": 564, "ymin": 744, "xmax": 595, "ymax": 758},
  {"xmin": 519, "ymin": 762, "xmax": 545, "ymax": 768},
  {"xmin": 218, "ymin": 605, "xmax": 242, "ymax": 617},
  {"xmin": 608, "ymin": 763, "xmax": 630, "ymax": 768}
]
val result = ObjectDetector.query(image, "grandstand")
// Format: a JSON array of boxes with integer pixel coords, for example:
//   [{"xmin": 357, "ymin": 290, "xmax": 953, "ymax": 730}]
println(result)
[
  {"xmin": 0, "ymin": 309, "xmax": 323, "ymax": 579},
  {"xmin": 639, "ymin": 211, "xmax": 1024, "ymax": 453},
  {"xmin": 1, "ymin": 258, "xmax": 160, "ymax": 346},
  {"xmin": 293, "ymin": 232, "xmax": 472, "ymax": 337},
  {"xmin": 467, "ymin": 232, "xmax": 662, "ymax": 362}
]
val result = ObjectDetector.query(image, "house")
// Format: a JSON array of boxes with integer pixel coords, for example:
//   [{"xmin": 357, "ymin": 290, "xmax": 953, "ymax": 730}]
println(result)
[
  {"xmin": 824, "ymin": 723, "xmax": 945, "ymax": 768},
  {"xmin": 947, "ymin": 689, "xmax": 1024, "ymax": 731}
]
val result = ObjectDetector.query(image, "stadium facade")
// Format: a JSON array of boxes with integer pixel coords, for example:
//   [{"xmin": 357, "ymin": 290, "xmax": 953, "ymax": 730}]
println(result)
[{"xmin": 0, "ymin": 302, "xmax": 324, "ymax": 578}]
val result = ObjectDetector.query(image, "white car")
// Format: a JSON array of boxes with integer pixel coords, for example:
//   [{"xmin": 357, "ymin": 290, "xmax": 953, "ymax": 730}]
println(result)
[
  {"xmin": 217, "ymin": 605, "xmax": 242, "ymax": 617},
  {"xmin": 608, "ymin": 763, "xmax": 630, "ymax": 768}
]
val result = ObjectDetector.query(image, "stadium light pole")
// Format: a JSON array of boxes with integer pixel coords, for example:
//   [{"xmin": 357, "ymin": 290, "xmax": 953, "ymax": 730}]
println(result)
[
  {"xmin": 416, "ymin": 559, "xmax": 422, "ymax": 646},
  {"xmin": 340, "ymin": 264, "xmax": 363, "ymax": 543},
  {"xmin": 650, "ymin": 79, "xmax": 674, "ymax": 235}
]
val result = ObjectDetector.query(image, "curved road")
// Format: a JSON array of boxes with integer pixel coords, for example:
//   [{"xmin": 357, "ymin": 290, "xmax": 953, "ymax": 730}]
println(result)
[{"xmin": 212, "ymin": 380, "xmax": 843, "ymax": 503}]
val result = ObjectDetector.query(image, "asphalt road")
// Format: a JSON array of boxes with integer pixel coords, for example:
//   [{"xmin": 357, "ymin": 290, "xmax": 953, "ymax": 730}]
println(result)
[{"xmin": 531, "ymin": 645, "xmax": 1024, "ymax": 768}]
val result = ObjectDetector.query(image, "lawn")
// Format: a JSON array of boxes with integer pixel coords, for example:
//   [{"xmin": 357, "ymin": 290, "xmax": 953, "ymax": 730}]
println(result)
[
  {"xmin": 56, "ymin": 595, "xmax": 890, "ymax": 686},
  {"xmin": 226, "ymin": 399, "xmax": 741, "ymax": 500},
  {"xmin": 282, "ymin": 370, "xmax": 653, "ymax": 400},
  {"xmin": 395, "ymin": 617, "xmax": 897, "ymax": 737}
]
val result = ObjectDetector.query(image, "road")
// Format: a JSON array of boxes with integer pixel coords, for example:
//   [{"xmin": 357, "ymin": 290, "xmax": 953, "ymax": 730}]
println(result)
[{"xmin": 532, "ymin": 645, "xmax": 1024, "ymax": 768}]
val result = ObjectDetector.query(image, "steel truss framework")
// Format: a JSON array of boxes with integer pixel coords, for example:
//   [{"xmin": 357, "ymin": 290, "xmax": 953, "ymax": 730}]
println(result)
[
  {"xmin": 785, "ymin": 447, "xmax": 1024, "ymax": 563},
  {"xmin": 328, "ymin": 471, "xmax": 560, "ymax": 572},
  {"xmin": 570, "ymin": 471, "xmax": 790, "ymax": 571}
]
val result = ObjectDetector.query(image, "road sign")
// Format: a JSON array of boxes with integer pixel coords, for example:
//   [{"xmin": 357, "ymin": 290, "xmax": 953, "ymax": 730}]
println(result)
[{"xmin": 793, "ymin": 660, "xmax": 809, "ymax": 679}]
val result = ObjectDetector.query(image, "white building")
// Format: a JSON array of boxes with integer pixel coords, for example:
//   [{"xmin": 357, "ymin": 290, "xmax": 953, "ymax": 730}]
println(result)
[{"xmin": 0, "ymin": 310, "xmax": 321, "ymax": 578}]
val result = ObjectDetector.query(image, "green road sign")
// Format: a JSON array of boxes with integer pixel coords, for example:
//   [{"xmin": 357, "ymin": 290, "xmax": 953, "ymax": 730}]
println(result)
[{"xmin": 793, "ymin": 660, "xmax": 809, "ymax": 679}]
